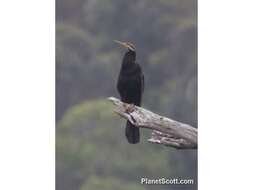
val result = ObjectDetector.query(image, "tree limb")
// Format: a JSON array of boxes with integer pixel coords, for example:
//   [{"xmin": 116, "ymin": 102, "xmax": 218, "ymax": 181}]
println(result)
[{"xmin": 108, "ymin": 97, "xmax": 197, "ymax": 149}]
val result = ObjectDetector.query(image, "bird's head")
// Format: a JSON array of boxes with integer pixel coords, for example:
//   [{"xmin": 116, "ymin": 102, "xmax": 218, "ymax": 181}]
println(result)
[{"xmin": 114, "ymin": 40, "xmax": 136, "ymax": 52}]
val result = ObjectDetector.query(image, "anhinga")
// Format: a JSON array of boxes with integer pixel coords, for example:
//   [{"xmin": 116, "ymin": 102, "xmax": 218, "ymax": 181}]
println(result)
[{"xmin": 114, "ymin": 40, "xmax": 144, "ymax": 144}]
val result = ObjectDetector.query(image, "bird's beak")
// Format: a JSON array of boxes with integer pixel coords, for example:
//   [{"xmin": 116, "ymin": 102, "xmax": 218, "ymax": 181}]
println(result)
[{"xmin": 114, "ymin": 40, "xmax": 129, "ymax": 48}]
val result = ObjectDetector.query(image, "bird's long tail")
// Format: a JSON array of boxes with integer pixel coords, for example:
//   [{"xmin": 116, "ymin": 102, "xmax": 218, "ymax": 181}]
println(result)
[{"xmin": 125, "ymin": 121, "xmax": 140, "ymax": 144}]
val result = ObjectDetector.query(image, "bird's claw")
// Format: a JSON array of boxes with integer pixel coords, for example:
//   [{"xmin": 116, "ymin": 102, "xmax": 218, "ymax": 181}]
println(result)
[{"xmin": 126, "ymin": 103, "xmax": 135, "ymax": 113}]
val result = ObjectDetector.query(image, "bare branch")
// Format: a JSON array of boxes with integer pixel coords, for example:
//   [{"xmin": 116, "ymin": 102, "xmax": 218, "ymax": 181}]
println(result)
[{"xmin": 108, "ymin": 97, "xmax": 197, "ymax": 149}]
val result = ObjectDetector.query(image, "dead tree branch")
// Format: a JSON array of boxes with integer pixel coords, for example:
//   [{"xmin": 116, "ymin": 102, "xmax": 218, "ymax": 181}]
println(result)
[{"xmin": 108, "ymin": 97, "xmax": 197, "ymax": 149}]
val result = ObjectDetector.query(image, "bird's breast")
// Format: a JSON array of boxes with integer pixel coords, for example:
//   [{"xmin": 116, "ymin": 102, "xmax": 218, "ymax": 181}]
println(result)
[{"xmin": 117, "ymin": 74, "xmax": 141, "ymax": 91}]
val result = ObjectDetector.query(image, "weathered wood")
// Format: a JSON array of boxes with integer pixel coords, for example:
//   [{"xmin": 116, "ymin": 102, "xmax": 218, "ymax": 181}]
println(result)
[{"xmin": 108, "ymin": 97, "xmax": 197, "ymax": 149}]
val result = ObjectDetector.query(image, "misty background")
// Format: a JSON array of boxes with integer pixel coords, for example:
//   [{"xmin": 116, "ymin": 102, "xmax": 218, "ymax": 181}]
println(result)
[{"xmin": 56, "ymin": 0, "xmax": 197, "ymax": 189}]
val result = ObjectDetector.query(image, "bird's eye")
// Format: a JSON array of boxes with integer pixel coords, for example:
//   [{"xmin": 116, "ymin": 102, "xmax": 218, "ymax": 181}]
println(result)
[{"xmin": 128, "ymin": 44, "xmax": 135, "ymax": 51}]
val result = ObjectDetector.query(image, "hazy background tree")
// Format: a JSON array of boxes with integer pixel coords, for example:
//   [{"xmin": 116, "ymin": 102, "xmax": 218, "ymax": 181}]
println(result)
[{"xmin": 56, "ymin": 0, "xmax": 197, "ymax": 189}]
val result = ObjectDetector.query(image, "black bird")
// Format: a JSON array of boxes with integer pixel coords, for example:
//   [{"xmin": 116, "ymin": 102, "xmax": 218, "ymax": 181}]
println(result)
[{"xmin": 115, "ymin": 40, "xmax": 144, "ymax": 144}]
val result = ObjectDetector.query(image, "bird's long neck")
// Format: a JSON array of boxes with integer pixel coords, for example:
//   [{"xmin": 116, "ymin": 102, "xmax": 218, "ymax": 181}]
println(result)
[{"xmin": 121, "ymin": 50, "xmax": 136, "ymax": 70}]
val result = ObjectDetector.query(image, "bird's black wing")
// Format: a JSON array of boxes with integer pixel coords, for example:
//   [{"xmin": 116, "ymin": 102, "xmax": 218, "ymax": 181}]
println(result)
[{"xmin": 135, "ymin": 62, "xmax": 144, "ymax": 93}]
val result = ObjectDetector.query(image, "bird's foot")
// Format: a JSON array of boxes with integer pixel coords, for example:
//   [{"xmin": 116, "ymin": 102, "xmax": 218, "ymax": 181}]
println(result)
[{"xmin": 126, "ymin": 103, "xmax": 135, "ymax": 113}]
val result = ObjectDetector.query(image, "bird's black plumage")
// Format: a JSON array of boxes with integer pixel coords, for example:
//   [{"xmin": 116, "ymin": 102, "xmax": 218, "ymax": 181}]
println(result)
[{"xmin": 116, "ymin": 43, "xmax": 144, "ymax": 144}]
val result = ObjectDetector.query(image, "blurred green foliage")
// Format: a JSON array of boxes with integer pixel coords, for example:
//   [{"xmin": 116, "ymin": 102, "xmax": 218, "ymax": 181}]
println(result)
[
  {"xmin": 56, "ymin": 0, "xmax": 197, "ymax": 190},
  {"xmin": 80, "ymin": 176, "xmax": 146, "ymax": 190}
]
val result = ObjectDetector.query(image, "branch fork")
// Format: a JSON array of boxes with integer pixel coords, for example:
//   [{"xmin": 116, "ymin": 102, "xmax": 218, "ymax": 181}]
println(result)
[{"xmin": 108, "ymin": 97, "xmax": 197, "ymax": 149}]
